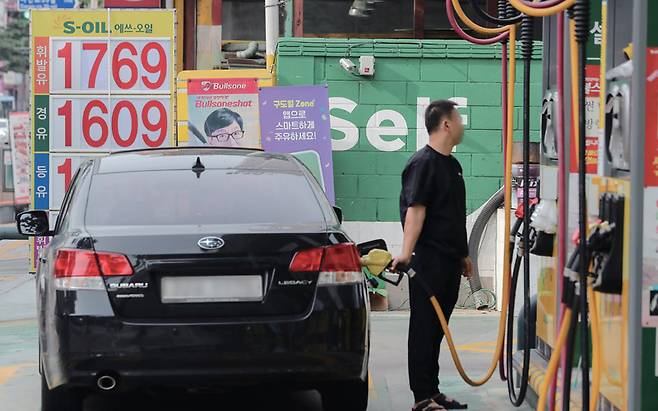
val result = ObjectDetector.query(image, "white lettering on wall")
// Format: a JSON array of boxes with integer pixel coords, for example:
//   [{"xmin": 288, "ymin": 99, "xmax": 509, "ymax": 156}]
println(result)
[
  {"xmin": 329, "ymin": 96, "xmax": 469, "ymax": 152},
  {"xmin": 329, "ymin": 97, "xmax": 359, "ymax": 151},
  {"xmin": 450, "ymin": 97, "xmax": 469, "ymax": 126},
  {"xmin": 366, "ymin": 109, "xmax": 407, "ymax": 152},
  {"xmin": 416, "ymin": 97, "xmax": 430, "ymax": 151}
]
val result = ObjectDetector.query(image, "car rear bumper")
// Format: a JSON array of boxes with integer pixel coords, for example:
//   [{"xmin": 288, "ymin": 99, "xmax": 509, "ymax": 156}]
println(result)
[{"xmin": 43, "ymin": 286, "xmax": 369, "ymax": 390}]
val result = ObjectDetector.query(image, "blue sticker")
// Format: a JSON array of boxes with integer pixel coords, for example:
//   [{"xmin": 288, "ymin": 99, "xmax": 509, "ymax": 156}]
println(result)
[
  {"xmin": 34, "ymin": 153, "xmax": 49, "ymax": 210},
  {"xmin": 19, "ymin": 0, "xmax": 75, "ymax": 9}
]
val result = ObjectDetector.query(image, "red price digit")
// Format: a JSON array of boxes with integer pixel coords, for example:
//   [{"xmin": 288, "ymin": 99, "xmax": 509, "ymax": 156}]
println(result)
[
  {"xmin": 57, "ymin": 42, "xmax": 72, "ymax": 89},
  {"xmin": 57, "ymin": 100, "xmax": 72, "ymax": 147},
  {"xmin": 141, "ymin": 42, "xmax": 167, "ymax": 90},
  {"xmin": 57, "ymin": 158, "xmax": 72, "ymax": 192},
  {"xmin": 82, "ymin": 100, "xmax": 109, "ymax": 148},
  {"xmin": 142, "ymin": 100, "xmax": 168, "ymax": 147},
  {"xmin": 112, "ymin": 101, "xmax": 138, "ymax": 147},
  {"xmin": 82, "ymin": 43, "xmax": 108, "ymax": 88},
  {"xmin": 112, "ymin": 42, "xmax": 138, "ymax": 89}
]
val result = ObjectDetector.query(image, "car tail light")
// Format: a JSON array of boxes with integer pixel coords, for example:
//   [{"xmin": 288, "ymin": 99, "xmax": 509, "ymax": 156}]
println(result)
[
  {"xmin": 96, "ymin": 252, "xmax": 134, "ymax": 276},
  {"xmin": 290, "ymin": 243, "xmax": 363, "ymax": 285},
  {"xmin": 321, "ymin": 243, "xmax": 361, "ymax": 272},
  {"xmin": 53, "ymin": 249, "xmax": 133, "ymax": 290},
  {"xmin": 54, "ymin": 249, "xmax": 100, "ymax": 278},
  {"xmin": 289, "ymin": 247, "xmax": 324, "ymax": 272}
]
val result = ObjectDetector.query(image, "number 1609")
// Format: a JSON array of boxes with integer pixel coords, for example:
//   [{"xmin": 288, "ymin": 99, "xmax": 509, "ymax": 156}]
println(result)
[{"xmin": 50, "ymin": 96, "xmax": 171, "ymax": 152}]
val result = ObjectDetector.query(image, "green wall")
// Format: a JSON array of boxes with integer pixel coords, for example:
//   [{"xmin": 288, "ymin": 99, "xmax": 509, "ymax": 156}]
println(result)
[{"xmin": 276, "ymin": 38, "xmax": 543, "ymax": 221}]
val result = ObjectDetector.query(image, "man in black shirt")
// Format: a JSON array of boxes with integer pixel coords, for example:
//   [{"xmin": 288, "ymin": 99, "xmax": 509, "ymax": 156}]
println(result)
[{"xmin": 393, "ymin": 100, "xmax": 472, "ymax": 411}]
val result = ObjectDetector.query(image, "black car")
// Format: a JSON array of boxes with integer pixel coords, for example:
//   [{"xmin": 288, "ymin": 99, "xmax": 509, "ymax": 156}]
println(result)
[{"xmin": 18, "ymin": 148, "xmax": 371, "ymax": 411}]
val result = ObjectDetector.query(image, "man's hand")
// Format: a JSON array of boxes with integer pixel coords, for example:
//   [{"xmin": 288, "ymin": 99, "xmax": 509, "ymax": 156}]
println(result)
[
  {"xmin": 461, "ymin": 256, "xmax": 473, "ymax": 279},
  {"xmin": 391, "ymin": 253, "xmax": 413, "ymax": 272}
]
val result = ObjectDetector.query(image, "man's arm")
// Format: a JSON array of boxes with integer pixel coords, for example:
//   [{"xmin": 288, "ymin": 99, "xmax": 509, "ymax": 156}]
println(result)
[{"xmin": 391, "ymin": 204, "xmax": 426, "ymax": 271}]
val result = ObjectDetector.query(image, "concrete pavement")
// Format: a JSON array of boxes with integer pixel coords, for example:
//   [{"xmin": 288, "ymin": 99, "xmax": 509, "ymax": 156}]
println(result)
[{"xmin": 0, "ymin": 240, "xmax": 532, "ymax": 410}]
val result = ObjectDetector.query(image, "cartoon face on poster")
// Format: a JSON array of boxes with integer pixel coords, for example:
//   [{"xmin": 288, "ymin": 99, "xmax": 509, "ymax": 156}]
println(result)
[{"xmin": 186, "ymin": 78, "xmax": 261, "ymax": 148}]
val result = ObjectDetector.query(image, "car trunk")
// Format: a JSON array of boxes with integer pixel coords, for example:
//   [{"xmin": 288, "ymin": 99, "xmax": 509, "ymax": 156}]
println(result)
[{"xmin": 88, "ymin": 225, "xmax": 328, "ymax": 322}]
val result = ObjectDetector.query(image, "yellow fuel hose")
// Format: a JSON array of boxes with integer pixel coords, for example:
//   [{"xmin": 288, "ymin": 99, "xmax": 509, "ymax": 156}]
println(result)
[
  {"xmin": 414, "ymin": 25, "xmax": 516, "ymax": 387},
  {"xmin": 537, "ymin": 308, "xmax": 573, "ymax": 411},
  {"xmin": 569, "ymin": 19, "xmax": 580, "ymax": 150},
  {"xmin": 451, "ymin": 0, "xmax": 512, "ymax": 34},
  {"xmin": 508, "ymin": 0, "xmax": 576, "ymax": 17},
  {"xmin": 588, "ymin": 284, "xmax": 601, "ymax": 411}
]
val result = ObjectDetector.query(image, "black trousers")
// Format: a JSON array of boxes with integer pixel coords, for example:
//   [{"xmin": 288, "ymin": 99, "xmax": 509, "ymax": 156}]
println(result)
[{"xmin": 408, "ymin": 246, "xmax": 462, "ymax": 402}]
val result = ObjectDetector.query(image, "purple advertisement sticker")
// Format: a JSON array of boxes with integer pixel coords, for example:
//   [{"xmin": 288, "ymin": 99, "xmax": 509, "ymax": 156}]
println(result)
[{"xmin": 259, "ymin": 85, "xmax": 335, "ymax": 204}]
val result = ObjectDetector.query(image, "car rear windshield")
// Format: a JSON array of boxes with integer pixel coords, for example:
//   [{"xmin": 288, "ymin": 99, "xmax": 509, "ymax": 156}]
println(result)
[{"xmin": 85, "ymin": 169, "xmax": 328, "ymax": 226}]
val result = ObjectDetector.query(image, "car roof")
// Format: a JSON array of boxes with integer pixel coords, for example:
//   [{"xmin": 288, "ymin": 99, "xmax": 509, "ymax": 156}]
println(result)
[{"xmin": 95, "ymin": 147, "xmax": 302, "ymax": 174}]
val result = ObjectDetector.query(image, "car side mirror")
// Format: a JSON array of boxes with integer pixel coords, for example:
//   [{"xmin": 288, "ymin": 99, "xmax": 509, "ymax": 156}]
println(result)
[
  {"xmin": 16, "ymin": 210, "xmax": 51, "ymax": 237},
  {"xmin": 357, "ymin": 238, "xmax": 388, "ymax": 256},
  {"xmin": 333, "ymin": 206, "xmax": 343, "ymax": 224}
]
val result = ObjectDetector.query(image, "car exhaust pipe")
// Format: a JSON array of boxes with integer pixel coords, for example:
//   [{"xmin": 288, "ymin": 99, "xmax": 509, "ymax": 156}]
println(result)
[{"xmin": 96, "ymin": 374, "xmax": 117, "ymax": 391}]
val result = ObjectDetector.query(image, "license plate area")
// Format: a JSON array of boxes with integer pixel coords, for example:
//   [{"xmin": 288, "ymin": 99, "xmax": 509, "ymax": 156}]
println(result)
[{"xmin": 161, "ymin": 275, "xmax": 263, "ymax": 304}]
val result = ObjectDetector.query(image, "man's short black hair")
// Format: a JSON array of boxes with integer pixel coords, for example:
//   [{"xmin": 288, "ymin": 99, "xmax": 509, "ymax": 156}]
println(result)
[
  {"xmin": 425, "ymin": 100, "xmax": 458, "ymax": 134},
  {"xmin": 204, "ymin": 108, "xmax": 244, "ymax": 136}
]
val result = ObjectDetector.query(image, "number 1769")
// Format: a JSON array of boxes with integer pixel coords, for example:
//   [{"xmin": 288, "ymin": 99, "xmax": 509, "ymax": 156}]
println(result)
[{"xmin": 52, "ymin": 39, "xmax": 170, "ymax": 93}]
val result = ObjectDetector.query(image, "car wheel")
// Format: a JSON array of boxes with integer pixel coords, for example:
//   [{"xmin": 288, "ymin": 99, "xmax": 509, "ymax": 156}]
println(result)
[
  {"xmin": 41, "ymin": 374, "xmax": 84, "ymax": 411},
  {"xmin": 321, "ymin": 377, "xmax": 369, "ymax": 411}
]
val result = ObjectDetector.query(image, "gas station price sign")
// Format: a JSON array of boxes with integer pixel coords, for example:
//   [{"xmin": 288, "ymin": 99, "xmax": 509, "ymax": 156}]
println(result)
[{"xmin": 30, "ymin": 9, "xmax": 176, "ymax": 270}]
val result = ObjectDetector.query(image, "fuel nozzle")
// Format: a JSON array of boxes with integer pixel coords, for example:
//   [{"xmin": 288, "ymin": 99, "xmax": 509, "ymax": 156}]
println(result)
[
  {"xmin": 359, "ymin": 249, "xmax": 408, "ymax": 286},
  {"xmin": 530, "ymin": 199, "xmax": 558, "ymax": 257},
  {"xmin": 562, "ymin": 218, "xmax": 621, "ymax": 302},
  {"xmin": 512, "ymin": 199, "xmax": 538, "ymax": 253}
]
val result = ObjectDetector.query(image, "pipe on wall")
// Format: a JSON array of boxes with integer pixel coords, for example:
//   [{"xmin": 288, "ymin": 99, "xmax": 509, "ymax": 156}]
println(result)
[{"xmin": 265, "ymin": 0, "xmax": 280, "ymax": 69}]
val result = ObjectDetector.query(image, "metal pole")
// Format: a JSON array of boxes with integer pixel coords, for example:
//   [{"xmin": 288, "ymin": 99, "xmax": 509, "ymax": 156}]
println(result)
[
  {"xmin": 183, "ymin": 0, "xmax": 197, "ymax": 70},
  {"xmin": 413, "ymin": 0, "xmax": 425, "ymax": 39},
  {"xmin": 284, "ymin": 0, "xmax": 293, "ymax": 37},
  {"xmin": 293, "ymin": 0, "xmax": 303, "ymax": 37},
  {"xmin": 166, "ymin": 0, "xmax": 174, "ymax": 8},
  {"xmin": 629, "ymin": 0, "xmax": 646, "ymax": 409},
  {"xmin": 90, "ymin": 0, "xmax": 99, "ymax": 9},
  {"xmin": 265, "ymin": 0, "xmax": 279, "ymax": 70}
]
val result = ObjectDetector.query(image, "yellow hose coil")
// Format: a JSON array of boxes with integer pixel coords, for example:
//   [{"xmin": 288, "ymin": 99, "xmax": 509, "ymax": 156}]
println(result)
[
  {"xmin": 451, "ymin": 0, "xmax": 513, "ymax": 34},
  {"xmin": 508, "ymin": 0, "xmax": 576, "ymax": 17},
  {"xmin": 418, "ymin": 26, "xmax": 517, "ymax": 387}
]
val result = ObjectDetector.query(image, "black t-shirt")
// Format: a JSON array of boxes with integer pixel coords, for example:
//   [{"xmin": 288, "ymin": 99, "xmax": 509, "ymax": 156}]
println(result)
[{"xmin": 399, "ymin": 145, "xmax": 468, "ymax": 260}]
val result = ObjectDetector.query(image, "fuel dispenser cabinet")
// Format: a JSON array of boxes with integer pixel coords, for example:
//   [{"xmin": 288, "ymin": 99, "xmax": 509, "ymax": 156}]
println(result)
[
  {"xmin": 590, "ymin": 2, "xmax": 633, "ymax": 409},
  {"xmin": 534, "ymin": 12, "xmax": 563, "ymax": 365},
  {"xmin": 595, "ymin": 1, "xmax": 658, "ymax": 410},
  {"xmin": 530, "ymin": 2, "xmax": 658, "ymax": 409}
]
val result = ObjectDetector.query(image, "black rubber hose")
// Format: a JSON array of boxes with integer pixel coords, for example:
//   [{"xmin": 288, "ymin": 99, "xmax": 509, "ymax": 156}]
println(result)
[
  {"xmin": 505, "ymin": 3, "xmax": 518, "ymax": 22},
  {"xmin": 467, "ymin": 0, "xmax": 524, "ymax": 26},
  {"xmin": 506, "ymin": 251, "xmax": 524, "ymax": 405},
  {"xmin": 500, "ymin": 215, "xmax": 524, "ymax": 383},
  {"xmin": 504, "ymin": 14, "xmax": 534, "ymax": 407},
  {"xmin": 571, "ymin": 0, "xmax": 591, "ymax": 408}
]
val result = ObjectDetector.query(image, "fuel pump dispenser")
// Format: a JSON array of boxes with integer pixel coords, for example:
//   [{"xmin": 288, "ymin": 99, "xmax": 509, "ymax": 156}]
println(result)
[
  {"xmin": 587, "ymin": 1, "xmax": 632, "ymax": 408},
  {"xmin": 367, "ymin": 2, "xmax": 658, "ymax": 410}
]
